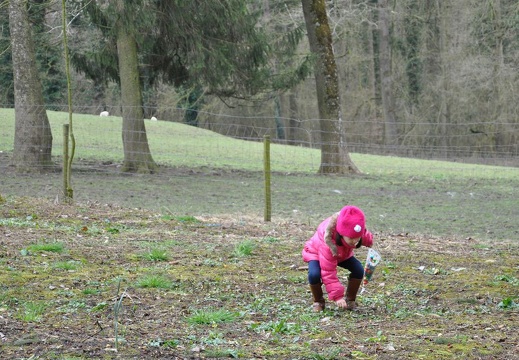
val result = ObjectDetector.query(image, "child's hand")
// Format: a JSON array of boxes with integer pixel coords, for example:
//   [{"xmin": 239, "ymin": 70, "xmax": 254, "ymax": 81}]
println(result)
[
  {"xmin": 362, "ymin": 229, "xmax": 374, "ymax": 247},
  {"xmin": 335, "ymin": 298, "xmax": 348, "ymax": 309}
]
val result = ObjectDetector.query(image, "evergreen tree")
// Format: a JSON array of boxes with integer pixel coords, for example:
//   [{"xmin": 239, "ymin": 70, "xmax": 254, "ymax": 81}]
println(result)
[
  {"xmin": 69, "ymin": 0, "xmax": 296, "ymax": 172},
  {"xmin": 0, "ymin": 7, "xmax": 14, "ymax": 106}
]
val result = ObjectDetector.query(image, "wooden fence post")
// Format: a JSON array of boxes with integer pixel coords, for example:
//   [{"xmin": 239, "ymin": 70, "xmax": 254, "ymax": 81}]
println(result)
[
  {"xmin": 263, "ymin": 135, "xmax": 271, "ymax": 222},
  {"xmin": 63, "ymin": 124, "xmax": 69, "ymax": 202}
]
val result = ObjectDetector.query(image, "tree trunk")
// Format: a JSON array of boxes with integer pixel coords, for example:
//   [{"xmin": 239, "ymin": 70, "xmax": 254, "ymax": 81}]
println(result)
[
  {"xmin": 274, "ymin": 96, "xmax": 286, "ymax": 141},
  {"xmin": 368, "ymin": 1, "xmax": 381, "ymax": 107},
  {"xmin": 9, "ymin": 0, "xmax": 53, "ymax": 173},
  {"xmin": 490, "ymin": 0, "xmax": 504, "ymax": 154},
  {"xmin": 437, "ymin": 0, "xmax": 451, "ymax": 157},
  {"xmin": 286, "ymin": 90, "xmax": 300, "ymax": 145},
  {"xmin": 116, "ymin": 0, "xmax": 157, "ymax": 173},
  {"xmin": 378, "ymin": 0, "xmax": 398, "ymax": 148},
  {"xmin": 301, "ymin": 0, "xmax": 360, "ymax": 174}
]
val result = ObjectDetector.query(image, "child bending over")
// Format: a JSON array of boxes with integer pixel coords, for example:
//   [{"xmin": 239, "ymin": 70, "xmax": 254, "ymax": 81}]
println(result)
[{"xmin": 302, "ymin": 205, "xmax": 374, "ymax": 311}]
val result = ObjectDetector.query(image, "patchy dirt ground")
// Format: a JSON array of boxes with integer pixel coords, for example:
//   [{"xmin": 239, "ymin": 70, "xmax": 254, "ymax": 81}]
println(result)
[
  {"xmin": 0, "ymin": 197, "xmax": 518, "ymax": 359},
  {"xmin": 2, "ymin": 152, "xmax": 519, "ymax": 243}
]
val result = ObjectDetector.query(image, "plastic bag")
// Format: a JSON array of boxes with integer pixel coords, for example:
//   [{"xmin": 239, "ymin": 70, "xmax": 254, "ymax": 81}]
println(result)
[{"xmin": 363, "ymin": 248, "xmax": 382, "ymax": 286}]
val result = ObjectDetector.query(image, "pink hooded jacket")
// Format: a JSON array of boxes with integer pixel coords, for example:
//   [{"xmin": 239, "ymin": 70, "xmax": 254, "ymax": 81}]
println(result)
[{"xmin": 302, "ymin": 212, "xmax": 373, "ymax": 301}]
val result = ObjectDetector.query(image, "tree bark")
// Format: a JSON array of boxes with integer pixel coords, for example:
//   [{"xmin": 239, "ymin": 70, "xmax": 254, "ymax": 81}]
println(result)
[
  {"xmin": 9, "ymin": 0, "xmax": 53, "ymax": 173},
  {"xmin": 301, "ymin": 0, "xmax": 360, "ymax": 174},
  {"xmin": 490, "ymin": 0, "xmax": 504, "ymax": 154},
  {"xmin": 437, "ymin": 0, "xmax": 451, "ymax": 157},
  {"xmin": 116, "ymin": 0, "xmax": 157, "ymax": 173},
  {"xmin": 378, "ymin": 0, "xmax": 398, "ymax": 148}
]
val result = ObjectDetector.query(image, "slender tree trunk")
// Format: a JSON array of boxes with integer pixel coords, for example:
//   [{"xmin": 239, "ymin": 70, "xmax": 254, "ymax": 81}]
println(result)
[
  {"xmin": 274, "ymin": 96, "xmax": 286, "ymax": 141},
  {"xmin": 116, "ymin": 0, "xmax": 157, "ymax": 173},
  {"xmin": 402, "ymin": 0, "xmax": 422, "ymax": 110},
  {"xmin": 437, "ymin": 0, "xmax": 451, "ymax": 157},
  {"xmin": 369, "ymin": 1, "xmax": 381, "ymax": 107},
  {"xmin": 364, "ymin": 4, "xmax": 384, "ymax": 144},
  {"xmin": 286, "ymin": 90, "xmax": 300, "ymax": 144},
  {"xmin": 301, "ymin": 0, "xmax": 360, "ymax": 174},
  {"xmin": 490, "ymin": 0, "xmax": 504, "ymax": 154},
  {"xmin": 9, "ymin": 0, "xmax": 53, "ymax": 173},
  {"xmin": 378, "ymin": 0, "xmax": 398, "ymax": 148}
]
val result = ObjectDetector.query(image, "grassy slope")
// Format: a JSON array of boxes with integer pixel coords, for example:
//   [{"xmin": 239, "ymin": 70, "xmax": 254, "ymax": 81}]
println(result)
[
  {"xmin": 1, "ymin": 108, "xmax": 517, "ymax": 177},
  {"xmin": 1, "ymin": 108, "xmax": 518, "ymax": 241}
]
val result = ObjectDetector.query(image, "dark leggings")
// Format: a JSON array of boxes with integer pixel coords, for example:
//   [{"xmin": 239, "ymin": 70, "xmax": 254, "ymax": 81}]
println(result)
[{"xmin": 308, "ymin": 257, "xmax": 364, "ymax": 285}]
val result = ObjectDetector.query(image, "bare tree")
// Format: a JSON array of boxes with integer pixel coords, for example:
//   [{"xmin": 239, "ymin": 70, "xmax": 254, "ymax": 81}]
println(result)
[
  {"xmin": 301, "ymin": 0, "xmax": 360, "ymax": 174},
  {"xmin": 9, "ymin": 0, "xmax": 53, "ymax": 173},
  {"xmin": 378, "ymin": 0, "xmax": 398, "ymax": 147}
]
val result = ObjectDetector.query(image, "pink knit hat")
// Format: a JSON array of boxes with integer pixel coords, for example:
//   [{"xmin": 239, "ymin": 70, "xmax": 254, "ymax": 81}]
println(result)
[{"xmin": 336, "ymin": 206, "xmax": 365, "ymax": 239}]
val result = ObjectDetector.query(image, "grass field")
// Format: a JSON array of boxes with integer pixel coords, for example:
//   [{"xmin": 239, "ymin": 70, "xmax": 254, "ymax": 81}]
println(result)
[{"xmin": 0, "ymin": 109, "xmax": 518, "ymax": 358}]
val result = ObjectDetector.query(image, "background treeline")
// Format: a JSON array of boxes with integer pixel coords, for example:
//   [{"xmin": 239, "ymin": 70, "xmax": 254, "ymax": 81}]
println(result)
[{"xmin": 1, "ymin": 0, "xmax": 518, "ymax": 163}]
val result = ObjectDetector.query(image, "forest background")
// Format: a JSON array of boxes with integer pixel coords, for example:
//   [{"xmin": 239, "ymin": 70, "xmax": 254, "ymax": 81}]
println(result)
[{"xmin": 1, "ymin": 0, "xmax": 518, "ymax": 169}]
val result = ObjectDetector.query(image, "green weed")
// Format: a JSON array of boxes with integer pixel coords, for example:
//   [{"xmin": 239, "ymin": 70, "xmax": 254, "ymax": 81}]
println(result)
[
  {"xmin": 249, "ymin": 319, "xmax": 303, "ymax": 335},
  {"xmin": 384, "ymin": 261, "xmax": 396, "ymax": 269},
  {"xmin": 82, "ymin": 288, "xmax": 101, "ymax": 295},
  {"xmin": 186, "ymin": 308, "xmax": 237, "ymax": 325},
  {"xmin": 202, "ymin": 258, "xmax": 223, "ymax": 267},
  {"xmin": 201, "ymin": 331, "xmax": 226, "ymax": 345},
  {"xmin": 58, "ymin": 300, "xmax": 87, "ymax": 313},
  {"xmin": 493, "ymin": 274, "xmax": 519, "ymax": 286},
  {"xmin": 18, "ymin": 301, "xmax": 47, "ymax": 322},
  {"xmin": 144, "ymin": 248, "xmax": 169, "ymax": 262},
  {"xmin": 434, "ymin": 335, "xmax": 469, "ymax": 344},
  {"xmin": 106, "ymin": 226, "xmax": 120, "ymax": 234},
  {"xmin": 135, "ymin": 275, "xmax": 172, "ymax": 289},
  {"xmin": 350, "ymin": 350, "xmax": 375, "ymax": 359},
  {"xmin": 53, "ymin": 260, "xmax": 80, "ymax": 271},
  {"xmin": 498, "ymin": 297, "xmax": 518, "ymax": 309},
  {"xmin": 26, "ymin": 242, "xmax": 64, "ymax": 253},
  {"xmin": 364, "ymin": 330, "xmax": 387, "ymax": 343},
  {"xmin": 0, "ymin": 218, "xmax": 36, "ymax": 227},
  {"xmin": 148, "ymin": 338, "xmax": 180, "ymax": 348},
  {"xmin": 234, "ymin": 239, "xmax": 255, "ymax": 257},
  {"xmin": 175, "ymin": 215, "xmax": 200, "ymax": 223},
  {"xmin": 393, "ymin": 307, "xmax": 414, "ymax": 319},
  {"xmin": 90, "ymin": 302, "xmax": 109, "ymax": 312}
]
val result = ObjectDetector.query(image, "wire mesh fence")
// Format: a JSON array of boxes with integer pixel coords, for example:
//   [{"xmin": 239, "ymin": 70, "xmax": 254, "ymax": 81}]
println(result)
[
  {"xmin": 1, "ymin": 105, "xmax": 518, "ymax": 241},
  {"xmin": 2, "ymin": 104, "xmax": 518, "ymax": 171}
]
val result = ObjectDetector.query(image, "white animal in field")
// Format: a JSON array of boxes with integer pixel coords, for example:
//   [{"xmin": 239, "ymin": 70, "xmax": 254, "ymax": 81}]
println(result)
[
  {"xmin": 150, "ymin": 116, "xmax": 158, "ymax": 121},
  {"xmin": 100, "ymin": 111, "xmax": 109, "ymax": 117}
]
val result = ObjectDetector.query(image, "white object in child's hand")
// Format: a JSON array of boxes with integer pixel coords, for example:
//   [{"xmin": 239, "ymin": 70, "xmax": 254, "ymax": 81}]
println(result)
[
  {"xmin": 362, "ymin": 248, "xmax": 382, "ymax": 290},
  {"xmin": 366, "ymin": 248, "xmax": 382, "ymax": 266}
]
